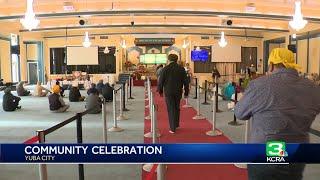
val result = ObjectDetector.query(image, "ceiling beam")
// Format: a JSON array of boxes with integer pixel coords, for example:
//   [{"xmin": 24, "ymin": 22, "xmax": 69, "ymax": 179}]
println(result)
[
  {"xmin": 19, "ymin": 24, "xmax": 289, "ymax": 33},
  {"xmin": 2, "ymin": 10, "xmax": 320, "ymax": 23},
  {"xmin": 43, "ymin": 32, "xmax": 264, "ymax": 39}
]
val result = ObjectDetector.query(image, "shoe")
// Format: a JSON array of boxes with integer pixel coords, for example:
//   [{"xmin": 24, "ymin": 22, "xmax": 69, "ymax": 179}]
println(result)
[
  {"xmin": 16, "ymin": 106, "xmax": 22, "ymax": 109},
  {"xmin": 169, "ymin": 130, "xmax": 175, "ymax": 134}
]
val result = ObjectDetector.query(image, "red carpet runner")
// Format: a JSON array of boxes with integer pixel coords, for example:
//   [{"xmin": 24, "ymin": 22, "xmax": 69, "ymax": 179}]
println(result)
[{"xmin": 142, "ymin": 90, "xmax": 248, "ymax": 180}]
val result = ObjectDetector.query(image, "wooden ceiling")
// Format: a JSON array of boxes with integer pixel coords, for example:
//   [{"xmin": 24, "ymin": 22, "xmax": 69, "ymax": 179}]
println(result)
[{"xmin": 0, "ymin": 0, "xmax": 319, "ymax": 36}]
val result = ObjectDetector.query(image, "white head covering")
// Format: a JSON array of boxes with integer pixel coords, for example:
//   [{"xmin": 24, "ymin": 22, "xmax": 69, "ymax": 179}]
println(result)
[{"xmin": 72, "ymin": 80, "xmax": 79, "ymax": 87}]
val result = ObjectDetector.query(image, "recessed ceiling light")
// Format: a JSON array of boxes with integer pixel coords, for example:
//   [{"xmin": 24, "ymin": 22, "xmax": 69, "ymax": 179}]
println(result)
[{"xmin": 245, "ymin": 3, "xmax": 256, "ymax": 12}]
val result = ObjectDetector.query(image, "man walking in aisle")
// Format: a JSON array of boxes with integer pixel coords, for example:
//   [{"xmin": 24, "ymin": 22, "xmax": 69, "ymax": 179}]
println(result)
[{"xmin": 158, "ymin": 54, "xmax": 189, "ymax": 133}]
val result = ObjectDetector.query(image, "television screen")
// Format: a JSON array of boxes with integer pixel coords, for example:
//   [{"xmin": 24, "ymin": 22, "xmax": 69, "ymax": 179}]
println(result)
[
  {"xmin": 191, "ymin": 50, "xmax": 209, "ymax": 62},
  {"xmin": 155, "ymin": 54, "xmax": 167, "ymax": 64},
  {"xmin": 144, "ymin": 54, "xmax": 156, "ymax": 64},
  {"xmin": 139, "ymin": 55, "xmax": 145, "ymax": 63}
]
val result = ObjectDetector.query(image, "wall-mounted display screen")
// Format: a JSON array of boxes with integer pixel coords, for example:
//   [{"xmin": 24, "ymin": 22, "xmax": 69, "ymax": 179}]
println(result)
[
  {"xmin": 191, "ymin": 50, "xmax": 209, "ymax": 62},
  {"xmin": 139, "ymin": 54, "xmax": 167, "ymax": 64}
]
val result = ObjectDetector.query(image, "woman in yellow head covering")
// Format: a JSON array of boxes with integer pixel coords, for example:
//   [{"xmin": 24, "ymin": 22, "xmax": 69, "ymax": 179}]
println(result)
[{"xmin": 48, "ymin": 85, "xmax": 70, "ymax": 113}]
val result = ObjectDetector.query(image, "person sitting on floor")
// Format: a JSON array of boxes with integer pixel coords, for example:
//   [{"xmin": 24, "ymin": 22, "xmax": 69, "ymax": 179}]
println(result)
[
  {"xmin": 48, "ymin": 86, "xmax": 70, "ymax": 113},
  {"xmin": 55, "ymin": 81, "xmax": 65, "ymax": 97},
  {"xmin": 0, "ymin": 79, "xmax": 4, "ymax": 86},
  {"xmin": 16, "ymin": 81, "xmax": 30, "ymax": 96},
  {"xmin": 102, "ymin": 83, "xmax": 114, "ymax": 102},
  {"xmin": 85, "ymin": 89, "xmax": 102, "ymax": 114},
  {"xmin": 96, "ymin": 79, "xmax": 105, "ymax": 94},
  {"xmin": 87, "ymin": 83, "xmax": 99, "ymax": 95},
  {"xmin": 69, "ymin": 81, "xmax": 85, "ymax": 102},
  {"xmin": 2, "ymin": 88, "xmax": 21, "ymax": 112},
  {"xmin": 34, "ymin": 81, "xmax": 50, "ymax": 97}
]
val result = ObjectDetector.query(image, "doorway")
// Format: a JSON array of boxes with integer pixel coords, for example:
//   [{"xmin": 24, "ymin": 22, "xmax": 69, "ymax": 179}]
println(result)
[
  {"xmin": 237, "ymin": 47, "xmax": 257, "ymax": 73},
  {"xmin": 27, "ymin": 62, "xmax": 38, "ymax": 84}
]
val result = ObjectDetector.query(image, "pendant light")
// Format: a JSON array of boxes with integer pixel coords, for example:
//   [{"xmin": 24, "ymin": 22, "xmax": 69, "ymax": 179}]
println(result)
[
  {"xmin": 82, "ymin": 32, "xmax": 92, "ymax": 48},
  {"xmin": 218, "ymin": 31, "xmax": 227, "ymax": 48},
  {"xmin": 20, "ymin": 0, "xmax": 40, "ymax": 31},
  {"xmin": 289, "ymin": 1, "xmax": 308, "ymax": 31}
]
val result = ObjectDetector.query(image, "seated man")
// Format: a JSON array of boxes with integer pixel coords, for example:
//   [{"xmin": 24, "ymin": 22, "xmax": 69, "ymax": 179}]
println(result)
[
  {"xmin": 102, "ymin": 83, "xmax": 114, "ymax": 102},
  {"xmin": 87, "ymin": 83, "xmax": 99, "ymax": 95},
  {"xmin": 2, "ymin": 88, "xmax": 21, "ymax": 111},
  {"xmin": 48, "ymin": 86, "xmax": 70, "ymax": 113},
  {"xmin": 0, "ymin": 79, "xmax": 4, "ymax": 86},
  {"xmin": 34, "ymin": 81, "xmax": 50, "ymax": 97},
  {"xmin": 86, "ymin": 90, "xmax": 102, "ymax": 114},
  {"xmin": 16, "ymin": 81, "xmax": 30, "ymax": 96},
  {"xmin": 96, "ymin": 79, "xmax": 105, "ymax": 94},
  {"xmin": 69, "ymin": 81, "xmax": 85, "ymax": 102}
]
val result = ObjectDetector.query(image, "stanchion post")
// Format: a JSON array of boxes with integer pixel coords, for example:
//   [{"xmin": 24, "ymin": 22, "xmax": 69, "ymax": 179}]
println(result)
[
  {"xmin": 206, "ymin": 86, "xmax": 223, "ymax": 136},
  {"xmin": 157, "ymin": 164, "xmax": 165, "ymax": 180},
  {"xmin": 193, "ymin": 77, "xmax": 198, "ymax": 99},
  {"xmin": 109, "ymin": 89, "xmax": 124, "ymax": 132},
  {"xmin": 122, "ymin": 83, "xmax": 129, "ymax": 111},
  {"xmin": 37, "ymin": 130, "xmax": 48, "ymax": 180},
  {"xmin": 202, "ymin": 80, "xmax": 210, "ymax": 105},
  {"xmin": 228, "ymin": 83, "xmax": 242, "ymax": 126},
  {"xmin": 145, "ymin": 78, "xmax": 152, "ymax": 120},
  {"xmin": 144, "ymin": 93, "xmax": 160, "ymax": 138},
  {"xmin": 117, "ymin": 87, "xmax": 128, "ymax": 120},
  {"xmin": 125, "ymin": 80, "xmax": 129, "ymax": 103},
  {"xmin": 192, "ymin": 85, "xmax": 205, "ymax": 120},
  {"xmin": 129, "ymin": 75, "xmax": 134, "ymax": 99},
  {"xmin": 215, "ymin": 76, "xmax": 223, "ymax": 113},
  {"xmin": 234, "ymin": 121, "xmax": 250, "ymax": 169},
  {"xmin": 102, "ymin": 98, "xmax": 107, "ymax": 143},
  {"xmin": 76, "ymin": 113, "xmax": 84, "ymax": 180}
]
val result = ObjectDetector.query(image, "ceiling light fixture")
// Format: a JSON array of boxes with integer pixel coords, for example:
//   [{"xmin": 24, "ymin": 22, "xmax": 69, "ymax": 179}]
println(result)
[
  {"xmin": 292, "ymin": 34, "xmax": 297, "ymax": 39},
  {"xmin": 20, "ymin": 0, "xmax": 40, "ymax": 31},
  {"xmin": 289, "ymin": 1, "xmax": 308, "ymax": 31},
  {"xmin": 82, "ymin": 32, "xmax": 92, "ymax": 48},
  {"xmin": 121, "ymin": 40, "xmax": 127, "ymax": 49},
  {"xmin": 218, "ymin": 31, "xmax": 227, "ymax": 48},
  {"xmin": 104, "ymin": 46, "xmax": 110, "ymax": 54}
]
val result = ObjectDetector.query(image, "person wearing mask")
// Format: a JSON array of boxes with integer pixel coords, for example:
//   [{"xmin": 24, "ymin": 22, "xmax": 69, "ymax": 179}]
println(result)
[
  {"xmin": 55, "ymin": 81, "xmax": 65, "ymax": 97},
  {"xmin": 96, "ymin": 79, "xmax": 105, "ymax": 94},
  {"xmin": 34, "ymin": 81, "xmax": 50, "ymax": 97},
  {"xmin": 16, "ymin": 81, "xmax": 30, "ymax": 96},
  {"xmin": 48, "ymin": 86, "xmax": 70, "ymax": 113},
  {"xmin": 69, "ymin": 81, "xmax": 85, "ymax": 102},
  {"xmin": 156, "ymin": 65, "xmax": 164, "ymax": 79},
  {"xmin": 157, "ymin": 54, "xmax": 189, "ymax": 134},
  {"xmin": 87, "ymin": 83, "xmax": 99, "ymax": 95},
  {"xmin": 85, "ymin": 89, "xmax": 102, "ymax": 114},
  {"xmin": 102, "ymin": 83, "xmax": 114, "ymax": 102},
  {"xmin": 2, "ymin": 88, "xmax": 21, "ymax": 111},
  {"xmin": 234, "ymin": 48, "xmax": 320, "ymax": 180}
]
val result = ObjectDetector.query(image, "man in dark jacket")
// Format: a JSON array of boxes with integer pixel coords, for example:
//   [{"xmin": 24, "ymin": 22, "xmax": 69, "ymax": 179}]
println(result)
[
  {"xmin": 87, "ymin": 83, "xmax": 99, "ymax": 95},
  {"xmin": 96, "ymin": 80, "xmax": 105, "ymax": 94},
  {"xmin": 102, "ymin": 83, "xmax": 114, "ymax": 102},
  {"xmin": 2, "ymin": 88, "xmax": 21, "ymax": 111},
  {"xmin": 157, "ymin": 54, "xmax": 189, "ymax": 133}
]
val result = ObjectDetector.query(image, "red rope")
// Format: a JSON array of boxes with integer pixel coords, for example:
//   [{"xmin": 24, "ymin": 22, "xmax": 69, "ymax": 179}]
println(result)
[
  {"xmin": 23, "ymin": 136, "xmax": 39, "ymax": 144},
  {"xmin": 145, "ymin": 164, "xmax": 158, "ymax": 180}
]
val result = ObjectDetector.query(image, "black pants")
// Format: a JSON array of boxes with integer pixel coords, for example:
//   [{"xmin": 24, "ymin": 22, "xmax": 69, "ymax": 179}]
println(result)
[
  {"xmin": 165, "ymin": 94, "xmax": 181, "ymax": 132},
  {"xmin": 247, "ymin": 164, "xmax": 305, "ymax": 180}
]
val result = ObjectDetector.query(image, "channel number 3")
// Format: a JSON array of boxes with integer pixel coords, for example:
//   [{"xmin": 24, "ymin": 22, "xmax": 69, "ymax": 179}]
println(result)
[{"xmin": 266, "ymin": 141, "xmax": 285, "ymax": 156}]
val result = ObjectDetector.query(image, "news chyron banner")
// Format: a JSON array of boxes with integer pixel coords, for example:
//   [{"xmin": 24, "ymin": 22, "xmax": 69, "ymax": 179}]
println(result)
[{"xmin": 0, "ymin": 142, "xmax": 320, "ymax": 163}]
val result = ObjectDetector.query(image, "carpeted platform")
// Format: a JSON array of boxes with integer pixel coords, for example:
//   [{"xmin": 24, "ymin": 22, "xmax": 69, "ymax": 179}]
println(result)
[{"xmin": 142, "ymin": 90, "xmax": 247, "ymax": 180}]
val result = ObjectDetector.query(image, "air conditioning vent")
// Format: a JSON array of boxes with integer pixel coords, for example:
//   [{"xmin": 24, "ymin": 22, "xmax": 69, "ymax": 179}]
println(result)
[
  {"xmin": 100, "ymin": 36, "xmax": 109, "ymax": 39},
  {"xmin": 201, "ymin": 36, "xmax": 210, "ymax": 40}
]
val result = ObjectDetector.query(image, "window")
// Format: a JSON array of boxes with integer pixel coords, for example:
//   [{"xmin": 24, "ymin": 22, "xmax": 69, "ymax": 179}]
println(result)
[
  {"xmin": 308, "ymin": 37, "xmax": 320, "ymax": 74},
  {"xmin": 50, "ymin": 47, "xmax": 116, "ymax": 74}
]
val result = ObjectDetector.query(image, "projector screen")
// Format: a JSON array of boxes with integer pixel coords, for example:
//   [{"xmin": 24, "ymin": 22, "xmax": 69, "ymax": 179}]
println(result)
[
  {"xmin": 67, "ymin": 46, "xmax": 98, "ymax": 65},
  {"xmin": 212, "ymin": 45, "xmax": 241, "ymax": 62}
]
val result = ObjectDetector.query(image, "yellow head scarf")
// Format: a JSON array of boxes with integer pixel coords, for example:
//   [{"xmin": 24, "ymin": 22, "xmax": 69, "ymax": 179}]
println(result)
[
  {"xmin": 268, "ymin": 48, "xmax": 301, "ymax": 71},
  {"xmin": 52, "ymin": 85, "xmax": 60, "ymax": 94}
]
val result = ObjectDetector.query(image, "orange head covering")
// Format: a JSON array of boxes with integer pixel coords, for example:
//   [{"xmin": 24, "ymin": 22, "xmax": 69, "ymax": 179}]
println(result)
[{"xmin": 52, "ymin": 85, "xmax": 60, "ymax": 94}]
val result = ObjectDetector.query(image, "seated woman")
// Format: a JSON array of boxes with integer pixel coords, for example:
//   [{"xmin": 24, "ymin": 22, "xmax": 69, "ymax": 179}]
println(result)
[
  {"xmin": 34, "ymin": 81, "xmax": 50, "ymax": 97},
  {"xmin": 16, "ymin": 81, "xmax": 30, "ymax": 96},
  {"xmin": 69, "ymin": 81, "xmax": 85, "ymax": 102},
  {"xmin": 87, "ymin": 83, "xmax": 99, "ymax": 95},
  {"xmin": 48, "ymin": 86, "xmax": 70, "ymax": 113},
  {"xmin": 2, "ymin": 88, "xmax": 21, "ymax": 111},
  {"xmin": 102, "ymin": 83, "xmax": 114, "ymax": 102},
  {"xmin": 55, "ymin": 81, "xmax": 65, "ymax": 97},
  {"xmin": 85, "ymin": 90, "xmax": 102, "ymax": 114}
]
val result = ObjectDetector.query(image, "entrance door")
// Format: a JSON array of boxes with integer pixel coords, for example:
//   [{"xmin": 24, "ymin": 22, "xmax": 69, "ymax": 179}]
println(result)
[
  {"xmin": 237, "ymin": 47, "xmax": 257, "ymax": 73},
  {"xmin": 28, "ymin": 62, "xmax": 38, "ymax": 84}
]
